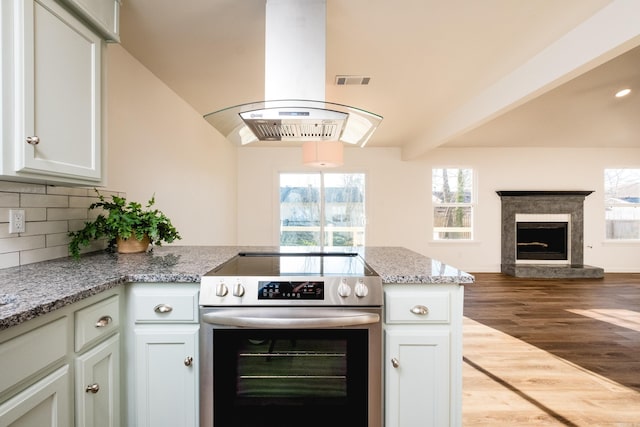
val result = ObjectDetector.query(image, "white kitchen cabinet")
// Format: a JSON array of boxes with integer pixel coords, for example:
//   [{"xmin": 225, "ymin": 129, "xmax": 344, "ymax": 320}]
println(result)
[
  {"xmin": 58, "ymin": 0, "xmax": 121, "ymax": 42},
  {"xmin": 0, "ymin": 288, "xmax": 122, "ymax": 427},
  {"xmin": 0, "ymin": 0, "xmax": 104, "ymax": 185},
  {"xmin": 75, "ymin": 334, "xmax": 120, "ymax": 427},
  {"xmin": 0, "ymin": 365, "xmax": 71, "ymax": 427},
  {"xmin": 74, "ymin": 294, "xmax": 121, "ymax": 427},
  {"xmin": 383, "ymin": 284, "xmax": 464, "ymax": 427},
  {"xmin": 125, "ymin": 283, "xmax": 200, "ymax": 427}
]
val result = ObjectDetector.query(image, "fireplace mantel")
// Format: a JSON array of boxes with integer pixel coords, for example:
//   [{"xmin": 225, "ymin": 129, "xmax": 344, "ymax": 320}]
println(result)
[
  {"xmin": 496, "ymin": 190, "xmax": 594, "ymax": 197},
  {"xmin": 496, "ymin": 190, "xmax": 603, "ymax": 278}
]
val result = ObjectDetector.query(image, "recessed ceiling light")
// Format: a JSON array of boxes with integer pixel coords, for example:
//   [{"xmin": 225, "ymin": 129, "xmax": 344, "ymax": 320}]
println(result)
[{"xmin": 615, "ymin": 88, "xmax": 631, "ymax": 98}]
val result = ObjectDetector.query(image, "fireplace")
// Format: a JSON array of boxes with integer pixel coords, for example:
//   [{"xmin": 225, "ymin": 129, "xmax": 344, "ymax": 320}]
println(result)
[
  {"xmin": 497, "ymin": 191, "xmax": 603, "ymax": 278},
  {"xmin": 517, "ymin": 221, "xmax": 568, "ymax": 261}
]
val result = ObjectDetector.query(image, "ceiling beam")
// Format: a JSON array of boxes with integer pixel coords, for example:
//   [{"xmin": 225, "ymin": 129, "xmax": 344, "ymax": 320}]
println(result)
[{"xmin": 401, "ymin": 0, "xmax": 640, "ymax": 160}]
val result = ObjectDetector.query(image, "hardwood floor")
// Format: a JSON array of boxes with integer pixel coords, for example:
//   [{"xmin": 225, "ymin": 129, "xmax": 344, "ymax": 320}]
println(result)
[{"xmin": 462, "ymin": 273, "xmax": 640, "ymax": 426}]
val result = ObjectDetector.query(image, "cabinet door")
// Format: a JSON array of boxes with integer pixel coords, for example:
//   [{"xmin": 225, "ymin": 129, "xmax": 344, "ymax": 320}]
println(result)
[
  {"xmin": 14, "ymin": 0, "xmax": 102, "ymax": 181},
  {"xmin": 75, "ymin": 334, "xmax": 120, "ymax": 427},
  {"xmin": 385, "ymin": 329, "xmax": 450, "ymax": 427},
  {"xmin": 0, "ymin": 365, "xmax": 71, "ymax": 427},
  {"xmin": 134, "ymin": 327, "xmax": 198, "ymax": 427}
]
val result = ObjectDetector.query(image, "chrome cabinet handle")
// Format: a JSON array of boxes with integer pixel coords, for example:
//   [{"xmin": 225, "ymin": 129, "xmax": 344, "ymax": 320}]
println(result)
[
  {"xmin": 95, "ymin": 315, "xmax": 112, "ymax": 328},
  {"xmin": 85, "ymin": 383, "xmax": 100, "ymax": 394},
  {"xmin": 26, "ymin": 136, "xmax": 40, "ymax": 145},
  {"xmin": 391, "ymin": 358, "xmax": 399, "ymax": 368},
  {"xmin": 154, "ymin": 304, "xmax": 173, "ymax": 314},
  {"xmin": 410, "ymin": 305, "xmax": 429, "ymax": 316},
  {"xmin": 184, "ymin": 356, "xmax": 193, "ymax": 367}
]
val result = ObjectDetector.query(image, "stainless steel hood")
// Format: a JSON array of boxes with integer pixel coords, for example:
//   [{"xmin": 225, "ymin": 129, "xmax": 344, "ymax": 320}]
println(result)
[{"xmin": 204, "ymin": 0, "xmax": 382, "ymax": 147}]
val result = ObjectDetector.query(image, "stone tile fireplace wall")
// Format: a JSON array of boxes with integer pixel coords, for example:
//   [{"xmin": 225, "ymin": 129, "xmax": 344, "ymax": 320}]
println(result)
[{"xmin": 497, "ymin": 191, "xmax": 604, "ymax": 278}]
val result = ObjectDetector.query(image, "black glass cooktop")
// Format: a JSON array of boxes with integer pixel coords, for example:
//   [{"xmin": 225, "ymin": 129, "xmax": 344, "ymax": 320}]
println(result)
[{"xmin": 208, "ymin": 252, "xmax": 378, "ymax": 277}]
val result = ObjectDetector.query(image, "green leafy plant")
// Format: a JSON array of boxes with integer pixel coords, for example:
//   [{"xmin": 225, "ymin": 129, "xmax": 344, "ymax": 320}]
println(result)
[{"xmin": 69, "ymin": 190, "xmax": 181, "ymax": 259}]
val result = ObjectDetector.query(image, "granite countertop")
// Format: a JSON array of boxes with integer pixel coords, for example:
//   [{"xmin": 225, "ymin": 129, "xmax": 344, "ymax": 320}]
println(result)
[{"xmin": 0, "ymin": 246, "xmax": 474, "ymax": 330}]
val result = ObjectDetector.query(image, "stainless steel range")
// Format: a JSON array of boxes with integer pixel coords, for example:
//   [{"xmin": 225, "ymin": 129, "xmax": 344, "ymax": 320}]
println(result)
[{"xmin": 199, "ymin": 252, "xmax": 383, "ymax": 427}]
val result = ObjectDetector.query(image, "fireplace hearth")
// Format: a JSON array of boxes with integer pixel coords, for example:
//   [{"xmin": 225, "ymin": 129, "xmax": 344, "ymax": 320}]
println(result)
[{"xmin": 497, "ymin": 191, "xmax": 604, "ymax": 278}]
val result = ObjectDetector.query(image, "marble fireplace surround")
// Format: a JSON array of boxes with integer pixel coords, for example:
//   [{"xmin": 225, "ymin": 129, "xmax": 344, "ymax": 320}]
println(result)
[{"xmin": 497, "ymin": 191, "xmax": 604, "ymax": 278}]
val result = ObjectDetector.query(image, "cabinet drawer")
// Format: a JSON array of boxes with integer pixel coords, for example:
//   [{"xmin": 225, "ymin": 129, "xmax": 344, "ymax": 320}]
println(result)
[
  {"xmin": 131, "ymin": 287, "xmax": 199, "ymax": 323},
  {"xmin": 75, "ymin": 295, "xmax": 120, "ymax": 352},
  {"xmin": 0, "ymin": 316, "xmax": 68, "ymax": 395},
  {"xmin": 385, "ymin": 290, "xmax": 450, "ymax": 324}
]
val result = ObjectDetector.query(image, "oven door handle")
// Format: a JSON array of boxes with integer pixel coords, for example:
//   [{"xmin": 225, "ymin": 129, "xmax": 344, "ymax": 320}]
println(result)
[{"xmin": 201, "ymin": 308, "xmax": 380, "ymax": 328}]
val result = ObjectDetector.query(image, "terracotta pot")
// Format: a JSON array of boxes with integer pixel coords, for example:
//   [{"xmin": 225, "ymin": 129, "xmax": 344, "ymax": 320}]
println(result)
[{"xmin": 116, "ymin": 233, "xmax": 150, "ymax": 254}]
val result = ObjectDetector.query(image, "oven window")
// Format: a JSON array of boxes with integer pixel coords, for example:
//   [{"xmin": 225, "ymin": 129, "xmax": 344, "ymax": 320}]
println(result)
[{"xmin": 213, "ymin": 329, "xmax": 368, "ymax": 427}]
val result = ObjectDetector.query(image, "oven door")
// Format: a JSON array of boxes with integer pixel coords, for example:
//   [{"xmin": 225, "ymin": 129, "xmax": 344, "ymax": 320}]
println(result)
[{"xmin": 200, "ymin": 307, "xmax": 382, "ymax": 427}]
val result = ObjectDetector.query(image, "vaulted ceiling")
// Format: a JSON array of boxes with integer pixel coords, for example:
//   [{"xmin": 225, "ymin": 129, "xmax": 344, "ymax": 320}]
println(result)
[{"xmin": 119, "ymin": 0, "xmax": 640, "ymax": 159}]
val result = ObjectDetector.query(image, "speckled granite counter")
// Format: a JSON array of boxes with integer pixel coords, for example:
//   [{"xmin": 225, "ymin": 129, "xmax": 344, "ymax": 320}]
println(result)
[{"xmin": 0, "ymin": 246, "xmax": 473, "ymax": 330}]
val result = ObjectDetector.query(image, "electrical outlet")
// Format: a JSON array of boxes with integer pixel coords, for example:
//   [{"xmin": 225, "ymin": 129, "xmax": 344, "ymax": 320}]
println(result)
[{"xmin": 9, "ymin": 209, "xmax": 25, "ymax": 234}]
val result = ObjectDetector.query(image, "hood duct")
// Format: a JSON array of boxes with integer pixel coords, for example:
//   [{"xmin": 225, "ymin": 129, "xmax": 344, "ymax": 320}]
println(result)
[{"xmin": 204, "ymin": 0, "xmax": 382, "ymax": 147}]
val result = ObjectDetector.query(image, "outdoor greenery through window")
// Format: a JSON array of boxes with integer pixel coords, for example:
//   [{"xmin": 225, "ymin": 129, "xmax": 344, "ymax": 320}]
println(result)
[
  {"xmin": 604, "ymin": 168, "xmax": 640, "ymax": 240},
  {"xmin": 280, "ymin": 173, "xmax": 366, "ymax": 247},
  {"xmin": 432, "ymin": 168, "xmax": 473, "ymax": 240}
]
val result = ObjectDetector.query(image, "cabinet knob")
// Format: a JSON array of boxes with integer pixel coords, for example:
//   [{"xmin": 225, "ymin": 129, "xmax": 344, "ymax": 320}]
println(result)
[
  {"xmin": 410, "ymin": 305, "xmax": 429, "ymax": 316},
  {"xmin": 95, "ymin": 315, "xmax": 112, "ymax": 328},
  {"xmin": 25, "ymin": 136, "xmax": 40, "ymax": 145},
  {"xmin": 85, "ymin": 383, "xmax": 100, "ymax": 394},
  {"xmin": 391, "ymin": 358, "xmax": 400, "ymax": 368},
  {"xmin": 154, "ymin": 304, "xmax": 173, "ymax": 314},
  {"xmin": 184, "ymin": 356, "xmax": 193, "ymax": 367}
]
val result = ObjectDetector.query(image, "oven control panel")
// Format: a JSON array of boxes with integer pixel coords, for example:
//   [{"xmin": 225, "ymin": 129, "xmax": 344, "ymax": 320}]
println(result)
[
  {"xmin": 258, "ymin": 281, "xmax": 324, "ymax": 300},
  {"xmin": 200, "ymin": 275, "xmax": 383, "ymax": 306}
]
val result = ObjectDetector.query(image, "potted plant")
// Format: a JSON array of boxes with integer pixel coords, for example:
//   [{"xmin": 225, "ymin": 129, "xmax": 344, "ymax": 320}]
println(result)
[{"xmin": 69, "ymin": 190, "xmax": 181, "ymax": 259}]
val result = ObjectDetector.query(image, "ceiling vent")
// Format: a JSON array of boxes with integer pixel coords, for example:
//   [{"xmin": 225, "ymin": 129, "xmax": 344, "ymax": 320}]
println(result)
[{"xmin": 335, "ymin": 75, "xmax": 371, "ymax": 85}]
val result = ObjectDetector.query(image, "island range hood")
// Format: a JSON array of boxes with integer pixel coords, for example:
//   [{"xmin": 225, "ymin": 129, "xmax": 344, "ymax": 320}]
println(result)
[{"xmin": 204, "ymin": 0, "xmax": 382, "ymax": 147}]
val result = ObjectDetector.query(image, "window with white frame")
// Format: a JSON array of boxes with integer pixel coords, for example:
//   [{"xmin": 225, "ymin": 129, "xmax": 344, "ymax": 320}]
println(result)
[
  {"xmin": 432, "ymin": 168, "xmax": 474, "ymax": 240},
  {"xmin": 604, "ymin": 168, "xmax": 640, "ymax": 240},
  {"xmin": 279, "ymin": 172, "xmax": 366, "ymax": 247}
]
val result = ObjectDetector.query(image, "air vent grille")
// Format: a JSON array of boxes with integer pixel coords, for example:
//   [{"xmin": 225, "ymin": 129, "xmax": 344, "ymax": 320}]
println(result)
[
  {"xmin": 335, "ymin": 75, "xmax": 371, "ymax": 85},
  {"xmin": 246, "ymin": 120, "xmax": 343, "ymax": 141}
]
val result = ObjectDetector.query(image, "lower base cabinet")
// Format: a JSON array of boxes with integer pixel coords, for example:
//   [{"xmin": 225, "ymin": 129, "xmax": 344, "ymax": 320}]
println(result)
[
  {"xmin": 0, "ymin": 366, "xmax": 71, "ymax": 427},
  {"xmin": 383, "ymin": 284, "xmax": 464, "ymax": 427},
  {"xmin": 385, "ymin": 330, "xmax": 450, "ymax": 426},
  {"xmin": 125, "ymin": 283, "xmax": 200, "ymax": 427},
  {"xmin": 75, "ymin": 334, "xmax": 120, "ymax": 427},
  {"xmin": 0, "ymin": 288, "xmax": 121, "ymax": 427},
  {"xmin": 133, "ymin": 327, "xmax": 198, "ymax": 427}
]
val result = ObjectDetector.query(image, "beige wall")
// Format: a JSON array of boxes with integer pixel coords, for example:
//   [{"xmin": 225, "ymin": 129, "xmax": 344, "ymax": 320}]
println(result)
[
  {"xmin": 237, "ymin": 145, "xmax": 640, "ymax": 273},
  {"xmin": 3, "ymin": 37, "xmax": 635, "ymax": 273},
  {"xmin": 105, "ymin": 45, "xmax": 237, "ymax": 246},
  {"xmin": 102, "ymin": 45, "xmax": 639, "ymax": 273}
]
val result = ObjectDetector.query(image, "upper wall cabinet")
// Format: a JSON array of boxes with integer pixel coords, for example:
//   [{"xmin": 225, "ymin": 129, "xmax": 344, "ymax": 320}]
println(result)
[
  {"xmin": 0, "ymin": 0, "xmax": 119, "ymax": 186},
  {"xmin": 59, "ymin": 0, "xmax": 121, "ymax": 42}
]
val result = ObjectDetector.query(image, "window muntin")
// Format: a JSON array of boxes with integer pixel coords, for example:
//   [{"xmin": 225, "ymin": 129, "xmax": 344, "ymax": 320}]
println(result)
[
  {"xmin": 604, "ymin": 168, "xmax": 640, "ymax": 240},
  {"xmin": 280, "ymin": 173, "xmax": 365, "ymax": 247},
  {"xmin": 432, "ymin": 168, "xmax": 473, "ymax": 240}
]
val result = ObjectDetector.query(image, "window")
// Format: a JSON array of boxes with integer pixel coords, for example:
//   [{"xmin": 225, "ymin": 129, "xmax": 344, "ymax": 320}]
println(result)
[
  {"xmin": 432, "ymin": 168, "xmax": 473, "ymax": 240},
  {"xmin": 280, "ymin": 173, "xmax": 366, "ymax": 247},
  {"xmin": 604, "ymin": 168, "xmax": 640, "ymax": 240}
]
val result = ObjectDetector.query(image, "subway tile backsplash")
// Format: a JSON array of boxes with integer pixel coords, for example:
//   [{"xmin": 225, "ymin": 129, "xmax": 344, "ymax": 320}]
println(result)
[{"xmin": 0, "ymin": 181, "xmax": 123, "ymax": 268}]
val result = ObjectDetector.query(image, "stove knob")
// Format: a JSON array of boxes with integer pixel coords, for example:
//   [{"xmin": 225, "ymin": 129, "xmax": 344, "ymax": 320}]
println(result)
[
  {"xmin": 233, "ymin": 282, "xmax": 245, "ymax": 297},
  {"xmin": 337, "ymin": 279, "xmax": 352, "ymax": 298},
  {"xmin": 355, "ymin": 280, "xmax": 369, "ymax": 298},
  {"xmin": 216, "ymin": 282, "xmax": 228, "ymax": 297}
]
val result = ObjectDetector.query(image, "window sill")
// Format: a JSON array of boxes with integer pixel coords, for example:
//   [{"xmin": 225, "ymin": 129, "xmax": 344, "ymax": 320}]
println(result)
[{"xmin": 428, "ymin": 240, "xmax": 481, "ymax": 245}]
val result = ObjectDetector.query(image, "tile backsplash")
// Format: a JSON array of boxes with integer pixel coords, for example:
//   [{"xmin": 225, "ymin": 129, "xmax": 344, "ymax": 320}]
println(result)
[{"xmin": 0, "ymin": 181, "xmax": 123, "ymax": 268}]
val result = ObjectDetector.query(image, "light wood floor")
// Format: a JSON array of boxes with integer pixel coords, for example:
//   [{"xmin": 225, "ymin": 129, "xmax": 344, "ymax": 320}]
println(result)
[{"xmin": 462, "ymin": 273, "xmax": 640, "ymax": 426}]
